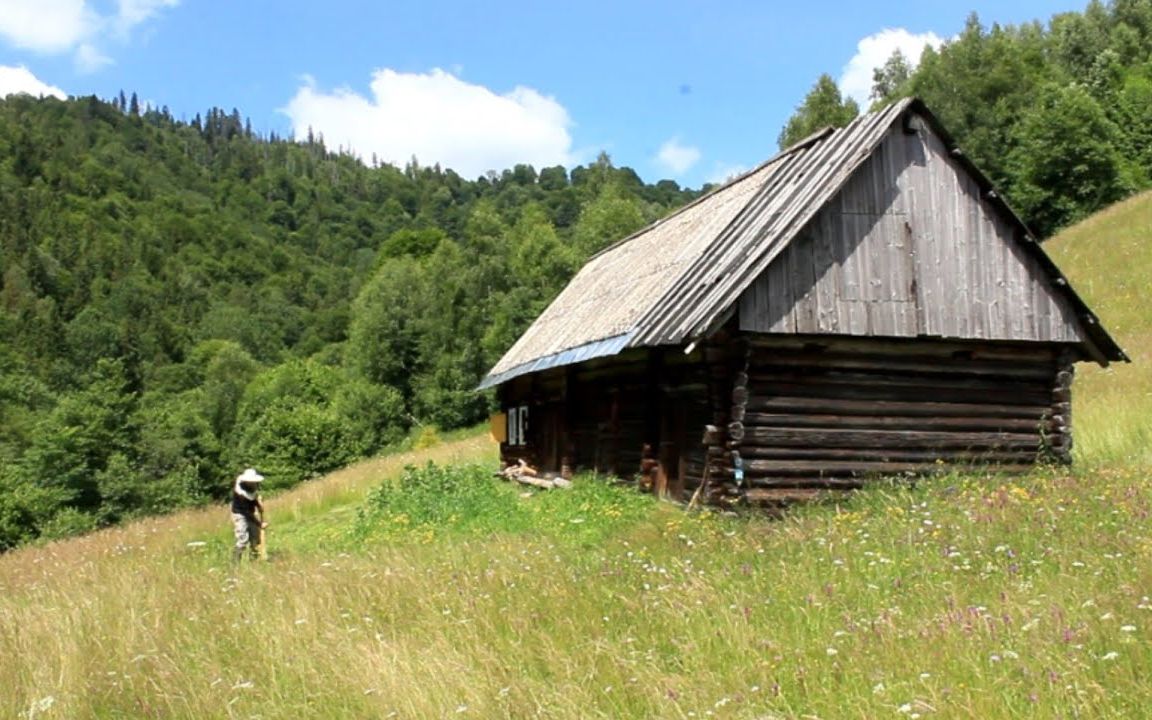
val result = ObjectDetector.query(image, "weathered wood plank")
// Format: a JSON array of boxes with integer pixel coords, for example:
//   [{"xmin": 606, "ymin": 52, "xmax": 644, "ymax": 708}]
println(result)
[
  {"xmin": 748, "ymin": 380, "xmax": 1051, "ymax": 406},
  {"xmin": 745, "ymin": 395, "xmax": 1049, "ymax": 419},
  {"xmin": 742, "ymin": 412, "xmax": 1048, "ymax": 433},
  {"xmin": 739, "ymin": 459, "xmax": 1036, "ymax": 475},
  {"xmin": 742, "ymin": 426, "xmax": 1040, "ymax": 450},
  {"xmin": 738, "ymin": 445, "xmax": 1037, "ymax": 463},
  {"xmin": 746, "ymin": 369, "xmax": 1049, "ymax": 394},
  {"xmin": 743, "ymin": 334, "xmax": 1059, "ymax": 362},
  {"xmin": 748, "ymin": 353, "xmax": 1053, "ymax": 379}
]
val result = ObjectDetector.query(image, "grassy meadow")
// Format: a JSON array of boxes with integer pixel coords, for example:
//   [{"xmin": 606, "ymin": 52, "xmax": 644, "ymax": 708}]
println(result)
[
  {"xmin": 1046, "ymin": 189, "xmax": 1152, "ymax": 468},
  {"xmin": 1, "ymin": 195, "xmax": 1149, "ymax": 719}
]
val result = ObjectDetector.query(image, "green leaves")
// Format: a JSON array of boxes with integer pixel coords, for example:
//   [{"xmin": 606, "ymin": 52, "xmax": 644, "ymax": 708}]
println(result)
[
  {"xmin": 1007, "ymin": 82, "xmax": 1134, "ymax": 235},
  {"xmin": 777, "ymin": 75, "xmax": 860, "ymax": 150},
  {"xmin": 232, "ymin": 360, "xmax": 405, "ymax": 489}
]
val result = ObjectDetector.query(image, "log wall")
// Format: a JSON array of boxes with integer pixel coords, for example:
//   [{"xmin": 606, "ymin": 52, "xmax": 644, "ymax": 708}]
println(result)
[
  {"xmin": 706, "ymin": 335, "xmax": 1073, "ymax": 505},
  {"xmin": 499, "ymin": 335, "xmax": 1077, "ymax": 508}
]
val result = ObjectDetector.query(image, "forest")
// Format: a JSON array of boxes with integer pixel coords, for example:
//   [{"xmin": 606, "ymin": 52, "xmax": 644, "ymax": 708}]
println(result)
[{"xmin": 0, "ymin": 0, "xmax": 1149, "ymax": 548}]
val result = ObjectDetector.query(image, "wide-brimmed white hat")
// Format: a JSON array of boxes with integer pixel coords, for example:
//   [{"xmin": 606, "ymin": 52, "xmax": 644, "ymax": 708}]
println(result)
[{"xmin": 236, "ymin": 468, "xmax": 264, "ymax": 483}]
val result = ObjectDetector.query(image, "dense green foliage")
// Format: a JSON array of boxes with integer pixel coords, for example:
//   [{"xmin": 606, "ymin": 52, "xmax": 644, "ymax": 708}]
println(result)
[
  {"xmin": 782, "ymin": 0, "xmax": 1152, "ymax": 236},
  {"xmin": 0, "ymin": 95, "xmax": 698, "ymax": 548}
]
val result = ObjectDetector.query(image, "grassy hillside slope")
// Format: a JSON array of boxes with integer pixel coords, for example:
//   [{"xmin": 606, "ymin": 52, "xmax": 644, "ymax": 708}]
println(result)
[
  {"xmin": 0, "ymin": 196, "xmax": 1148, "ymax": 719},
  {"xmin": 1045, "ymin": 190, "xmax": 1152, "ymax": 466}
]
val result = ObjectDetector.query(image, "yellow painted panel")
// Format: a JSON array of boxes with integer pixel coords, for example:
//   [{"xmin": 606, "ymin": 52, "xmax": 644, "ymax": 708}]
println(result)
[{"xmin": 489, "ymin": 413, "xmax": 507, "ymax": 443}]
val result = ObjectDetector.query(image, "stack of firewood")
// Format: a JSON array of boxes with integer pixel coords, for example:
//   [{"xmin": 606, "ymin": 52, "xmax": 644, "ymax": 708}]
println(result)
[{"xmin": 498, "ymin": 459, "xmax": 572, "ymax": 490}]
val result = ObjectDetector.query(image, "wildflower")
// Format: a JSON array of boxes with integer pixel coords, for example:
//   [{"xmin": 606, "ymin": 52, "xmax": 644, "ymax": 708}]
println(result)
[
  {"xmin": 826, "ymin": 647, "xmax": 838, "ymax": 656},
  {"xmin": 1121, "ymin": 625, "xmax": 1137, "ymax": 632},
  {"xmin": 26, "ymin": 696, "xmax": 55, "ymax": 716},
  {"xmin": 1101, "ymin": 651, "xmax": 1120, "ymax": 661}
]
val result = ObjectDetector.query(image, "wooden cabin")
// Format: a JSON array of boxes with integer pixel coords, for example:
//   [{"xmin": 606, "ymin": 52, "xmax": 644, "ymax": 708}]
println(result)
[{"xmin": 479, "ymin": 98, "xmax": 1127, "ymax": 505}]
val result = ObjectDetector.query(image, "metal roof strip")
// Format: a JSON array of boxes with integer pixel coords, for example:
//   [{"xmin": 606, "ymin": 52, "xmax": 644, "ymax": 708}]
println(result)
[{"xmin": 476, "ymin": 332, "xmax": 634, "ymax": 390}]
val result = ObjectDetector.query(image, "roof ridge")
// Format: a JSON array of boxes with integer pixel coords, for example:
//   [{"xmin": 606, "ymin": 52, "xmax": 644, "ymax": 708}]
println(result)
[
  {"xmin": 630, "ymin": 98, "xmax": 913, "ymax": 347},
  {"xmin": 584, "ymin": 129, "xmax": 826, "ymax": 263}
]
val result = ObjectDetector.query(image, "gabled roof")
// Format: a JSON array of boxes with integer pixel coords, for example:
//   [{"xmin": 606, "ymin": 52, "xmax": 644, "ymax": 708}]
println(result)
[{"xmin": 480, "ymin": 98, "xmax": 1126, "ymax": 390}]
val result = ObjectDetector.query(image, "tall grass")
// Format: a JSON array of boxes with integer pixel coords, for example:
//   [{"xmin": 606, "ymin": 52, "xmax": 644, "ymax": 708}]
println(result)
[
  {"xmin": 2, "ymin": 455, "xmax": 1151, "ymax": 718},
  {"xmin": 1046, "ymin": 190, "xmax": 1152, "ymax": 467}
]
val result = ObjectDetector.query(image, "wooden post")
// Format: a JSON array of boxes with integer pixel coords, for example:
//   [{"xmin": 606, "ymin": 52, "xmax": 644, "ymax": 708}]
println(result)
[
  {"xmin": 728, "ymin": 341, "xmax": 750, "ymax": 502},
  {"xmin": 1046, "ymin": 351, "xmax": 1074, "ymax": 464}
]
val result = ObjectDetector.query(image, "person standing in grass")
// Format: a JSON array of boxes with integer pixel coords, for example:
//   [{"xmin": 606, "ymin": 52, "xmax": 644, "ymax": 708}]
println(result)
[{"xmin": 231, "ymin": 468, "xmax": 267, "ymax": 562}]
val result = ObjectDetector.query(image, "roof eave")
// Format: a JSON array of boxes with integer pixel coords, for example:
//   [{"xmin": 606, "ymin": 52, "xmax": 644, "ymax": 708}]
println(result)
[{"xmin": 476, "ymin": 332, "xmax": 635, "ymax": 390}]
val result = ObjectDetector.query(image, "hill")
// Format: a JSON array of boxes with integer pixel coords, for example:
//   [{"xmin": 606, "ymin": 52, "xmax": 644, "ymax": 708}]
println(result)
[
  {"xmin": 1045, "ymin": 189, "xmax": 1152, "ymax": 466},
  {"xmin": 0, "ymin": 94, "xmax": 702, "ymax": 548},
  {"xmin": 0, "ymin": 193, "xmax": 1148, "ymax": 719}
]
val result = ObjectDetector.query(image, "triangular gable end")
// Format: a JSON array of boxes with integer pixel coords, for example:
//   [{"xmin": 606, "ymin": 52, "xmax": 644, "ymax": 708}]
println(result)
[{"xmin": 737, "ymin": 107, "xmax": 1119, "ymax": 363}]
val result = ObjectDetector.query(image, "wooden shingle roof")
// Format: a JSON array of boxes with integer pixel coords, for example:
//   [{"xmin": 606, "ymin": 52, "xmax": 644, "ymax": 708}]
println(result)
[{"xmin": 480, "ymin": 99, "xmax": 1125, "ymax": 390}]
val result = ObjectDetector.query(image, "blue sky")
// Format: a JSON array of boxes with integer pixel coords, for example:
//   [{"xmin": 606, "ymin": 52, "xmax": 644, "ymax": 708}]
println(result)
[{"xmin": 0, "ymin": 0, "xmax": 1085, "ymax": 188}]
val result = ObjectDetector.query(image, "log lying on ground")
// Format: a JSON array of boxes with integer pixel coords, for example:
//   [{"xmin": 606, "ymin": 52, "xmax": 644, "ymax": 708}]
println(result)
[{"xmin": 498, "ymin": 459, "xmax": 572, "ymax": 489}]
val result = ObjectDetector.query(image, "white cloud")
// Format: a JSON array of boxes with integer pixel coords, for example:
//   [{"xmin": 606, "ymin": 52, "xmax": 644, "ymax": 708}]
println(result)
[
  {"xmin": 0, "ymin": 65, "xmax": 67, "ymax": 99},
  {"xmin": 0, "ymin": 0, "xmax": 92, "ymax": 53},
  {"xmin": 838, "ymin": 28, "xmax": 944, "ymax": 106},
  {"xmin": 113, "ymin": 0, "xmax": 178, "ymax": 37},
  {"xmin": 282, "ymin": 68, "xmax": 575, "ymax": 178},
  {"xmin": 654, "ymin": 137, "xmax": 701, "ymax": 176},
  {"xmin": 75, "ymin": 42, "xmax": 113, "ymax": 73},
  {"xmin": 0, "ymin": 0, "xmax": 177, "ymax": 71}
]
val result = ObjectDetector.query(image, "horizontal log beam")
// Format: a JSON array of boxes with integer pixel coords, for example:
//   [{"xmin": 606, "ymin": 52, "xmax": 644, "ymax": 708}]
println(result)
[
  {"xmin": 738, "ymin": 446, "xmax": 1038, "ymax": 463},
  {"xmin": 748, "ymin": 381, "xmax": 1051, "ymax": 406},
  {"xmin": 741, "ymin": 426, "xmax": 1040, "ymax": 450},
  {"xmin": 743, "ymin": 476, "xmax": 866, "ymax": 489},
  {"xmin": 743, "ymin": 334, "xmax": 1061, "ymax": 363},
  {"xmin": 746, "ymin": 395, "xmax": 1048, "ymax": 420},
  {"xmin": 743, "ymin": 412, "xmax": 1047, "ymax": 433},
  {"xmin": 740, "ymin": 459, "xmax": 1036, "ymax": 476},
  {"xmin": 699, "ymin": 460, "xmax": 1035, "ymax": 479},
  {"xmin": 747, "ymin": 369, "xmax": 1049, "ymax": 394},
  {"xmin": 748, "ymin": 354, "xmax": 1052, "ymax": 380}
]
